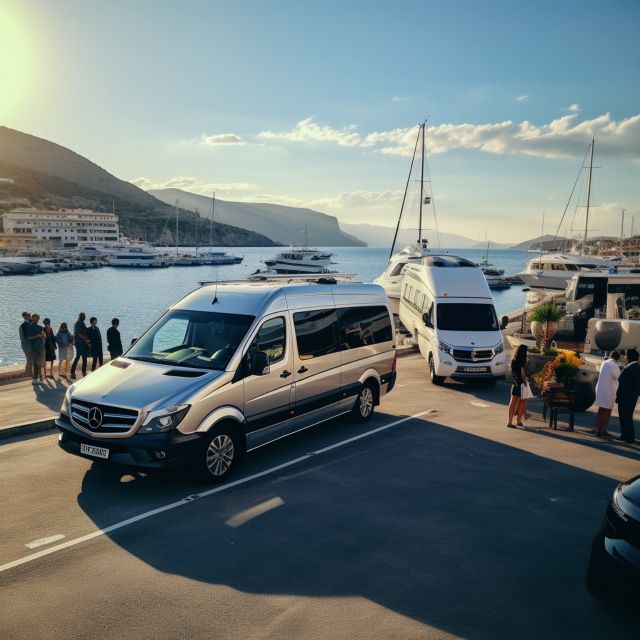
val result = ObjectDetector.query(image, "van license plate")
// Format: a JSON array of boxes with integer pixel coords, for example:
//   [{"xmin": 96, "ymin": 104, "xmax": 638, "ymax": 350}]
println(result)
[
  {"xmin": 463, "ymin": 367, "xmax": 488, "ymax": 373},
  {"xmin": 80, "ymin": 443, "xmax": 109, "ymax": 459}
]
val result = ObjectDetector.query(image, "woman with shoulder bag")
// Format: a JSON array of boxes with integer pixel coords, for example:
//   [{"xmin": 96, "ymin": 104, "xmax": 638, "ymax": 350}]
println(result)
[{"xmin": 508, "ymin": 344, "xmax": 531, "ymax": 428}]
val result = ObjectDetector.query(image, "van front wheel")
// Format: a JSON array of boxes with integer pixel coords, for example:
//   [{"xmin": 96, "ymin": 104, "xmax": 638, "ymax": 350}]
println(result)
[
  {"xmin": 429, "ymin": 355, "xmax": 445, "ymax": 385},
  {"xmin": 199, "ymin": 425, "xmax": 241, "ymax": 482},
  {"xmin": 352, "ymin": 382, "xmax": 376, "ymax": 422}
]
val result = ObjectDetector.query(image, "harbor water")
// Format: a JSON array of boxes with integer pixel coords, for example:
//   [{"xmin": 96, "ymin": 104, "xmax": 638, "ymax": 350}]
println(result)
[{"xmin": 0, "ymin": 247, "xmax": 531, "ymax": 367}]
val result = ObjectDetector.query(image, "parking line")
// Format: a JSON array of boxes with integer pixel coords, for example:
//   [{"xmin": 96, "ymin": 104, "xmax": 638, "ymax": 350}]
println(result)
[{"xmin": 0, "ymin": 410, "xmax": 433, "ymax": 574}]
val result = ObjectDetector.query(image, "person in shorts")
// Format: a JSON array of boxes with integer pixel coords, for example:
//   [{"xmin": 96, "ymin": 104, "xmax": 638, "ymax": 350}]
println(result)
[{"xmin": 26, "ymin": 313, "xmax": 46, "ymax": 385}]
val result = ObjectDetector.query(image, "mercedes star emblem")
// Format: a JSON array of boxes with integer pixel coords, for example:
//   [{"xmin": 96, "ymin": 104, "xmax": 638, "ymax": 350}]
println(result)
[{"xmin": 88, "ymin": 407, "xmax": 103, "ymax": 429}]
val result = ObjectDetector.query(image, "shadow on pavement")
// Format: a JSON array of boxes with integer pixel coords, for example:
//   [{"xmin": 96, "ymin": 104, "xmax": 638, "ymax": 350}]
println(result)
[
  {"xmin": 76, "ymin": 413, "xmax": 639, "ymax": 639},
  {"xmin": 33, "ymin": 378, "xmax": 67, "ymax": 414}
]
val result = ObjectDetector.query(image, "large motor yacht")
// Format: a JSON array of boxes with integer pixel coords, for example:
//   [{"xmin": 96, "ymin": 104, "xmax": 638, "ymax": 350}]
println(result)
[
  {"xmin": 518, "ymin": 253, "xmax": 612, "ymax": 291},
  {"xmin": 262, "ymin": 247, "xmax": 334, "ymax": 274}
]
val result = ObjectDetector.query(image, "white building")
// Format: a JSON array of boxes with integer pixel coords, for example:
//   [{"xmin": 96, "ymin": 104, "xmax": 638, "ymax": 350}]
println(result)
[{"xmin": 2, "ymin": 208, "xmax": 120, "ymax": 245}]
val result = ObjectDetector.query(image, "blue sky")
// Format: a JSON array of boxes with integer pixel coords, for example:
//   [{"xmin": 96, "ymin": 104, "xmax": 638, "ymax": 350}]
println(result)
[{"xmin": 2, "ymin": 0, "xmax": 639, "ymax": 242}]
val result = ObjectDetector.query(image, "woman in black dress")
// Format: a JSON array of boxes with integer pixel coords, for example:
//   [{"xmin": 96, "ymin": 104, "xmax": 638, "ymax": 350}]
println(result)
[
  {"xmin": 43, "ymin": 318, "xmax": 57, "ymax": 379},
  {"xmin": 508, "ymin": 344, "xmax": 528, "ymax": 428}
]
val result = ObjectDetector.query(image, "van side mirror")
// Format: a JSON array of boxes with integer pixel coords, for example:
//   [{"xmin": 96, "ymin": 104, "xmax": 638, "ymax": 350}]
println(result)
[
  {"xmin": 249, "ymin": 350, "xmax": 270, "ymax": 376},
  {"xmin": 422, "ymin": 312, "xmax": 433, "ymax": 328},
  {"xmin": 130, "ymin": 337, "xmax": 138, "ymax": 346},
  {"xmin": 500, "ymin": 315, "xmax": 509, "ymax": 330}
]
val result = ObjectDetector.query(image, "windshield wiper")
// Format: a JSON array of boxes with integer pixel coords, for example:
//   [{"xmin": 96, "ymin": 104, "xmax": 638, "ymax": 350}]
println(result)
[{"xmin": 129, "ymin": 354, "xmax": 222, "ymax": 371}]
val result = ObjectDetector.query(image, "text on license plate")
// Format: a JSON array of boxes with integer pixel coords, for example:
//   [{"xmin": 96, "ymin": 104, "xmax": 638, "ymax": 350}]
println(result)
[
  {"xmin": 80, "ymin": 443, "xmax": 109, "ymax": 459},
  {"xmin": 462, "ymin": 367, "xmax": 489, "ymax": 373}
]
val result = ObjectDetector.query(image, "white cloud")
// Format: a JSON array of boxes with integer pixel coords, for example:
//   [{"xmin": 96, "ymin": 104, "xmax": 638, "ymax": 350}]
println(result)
[
  {"xmin": 568, "ymin": 103, "xmax": 580, "ymax": 112},
  {"xmin": 309, "ymin": 190, "xmax": 403, "ymax": 210},
  {"xmin": 516, "ymin": 95, "xmax": 528, "ymax": 102},
  {"xmin": 392, "ymin": 96, "xmax": 407, "ymax": 103},
  {"xmin": 259, "ymin": 117, "xmax": 362, "ymax": 146},
  {"xmin": 200, "ymin": 133, "xmax": 246, "ymax": 146},
  {"xmin": 130, "ymin": 176, "xmax": 257, "ymax": 196}
]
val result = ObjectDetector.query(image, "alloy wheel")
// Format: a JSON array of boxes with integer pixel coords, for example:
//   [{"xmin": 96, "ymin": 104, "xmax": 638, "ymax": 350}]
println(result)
[{"xmin": 206, "ymin": 434, "xmax": 235, "ymax": 477}]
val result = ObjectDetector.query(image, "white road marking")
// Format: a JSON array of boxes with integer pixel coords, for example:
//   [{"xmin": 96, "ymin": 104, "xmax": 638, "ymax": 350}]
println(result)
[
  {"xmin": 470, "ymin": 402, "xmax": 490, "ymax": 408},
  {"xmin": 0, "ymin": 410, "xmax": 432, "ymax": 574},
  {"xmin": 225, "ymin": 497, "xmax": 285, "ymax": 528},
  {"xmin": 25, "ymin": 534, "xmax": 65, "ymax": 549}
]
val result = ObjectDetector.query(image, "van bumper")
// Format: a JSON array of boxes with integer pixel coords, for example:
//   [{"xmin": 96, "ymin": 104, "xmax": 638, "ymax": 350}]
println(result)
[
  {"xmin": 56, "ymin": 415, "xmax": 204, "ymax": 469},
  {"xmin": 381, "ymin": 370, "xmax": 397, "ymax": 394}
]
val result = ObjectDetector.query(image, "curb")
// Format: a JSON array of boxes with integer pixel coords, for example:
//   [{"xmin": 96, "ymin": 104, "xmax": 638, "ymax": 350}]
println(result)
[{"xmin": 0, "ymin": 417, "xmax": 57, "ymax": 441}]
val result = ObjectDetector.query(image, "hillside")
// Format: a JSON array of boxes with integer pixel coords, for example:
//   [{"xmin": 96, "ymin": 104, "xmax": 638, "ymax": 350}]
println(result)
[
  {"xmin": 510, "ymin": 234, "xmax": 571, "ymax": 251},
  {"xmin": 0, "ymin": 127, "xmax": 276, "ymax": 246},
  {"xmin": 150, "ymin": 188, "xmax": 366, "ymax": 247},
  {"xmin": 339, "ymin": 222, "xmax": 479, "ymax": 249}
]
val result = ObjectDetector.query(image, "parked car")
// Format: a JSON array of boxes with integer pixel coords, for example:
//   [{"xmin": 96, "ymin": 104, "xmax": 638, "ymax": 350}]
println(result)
[
  {"xmin": 56, "ymin": 280, "xmax": 397, "ymax": 481},
  {"xmin": 587, "ymin": 475, "xmax": 640, "ymax": 596}
]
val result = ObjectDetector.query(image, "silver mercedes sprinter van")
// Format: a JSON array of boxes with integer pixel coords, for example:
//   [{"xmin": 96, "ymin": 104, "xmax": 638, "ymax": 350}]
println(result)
[{"xmin": 56, "ymin": 280, "xmax": 397, "ymax": 481}]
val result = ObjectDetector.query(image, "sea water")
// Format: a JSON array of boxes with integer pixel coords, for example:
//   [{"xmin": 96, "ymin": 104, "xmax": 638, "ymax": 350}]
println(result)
[{"xmin": 0, "ymin": 247, "xmax": 531, "ymax": 367}]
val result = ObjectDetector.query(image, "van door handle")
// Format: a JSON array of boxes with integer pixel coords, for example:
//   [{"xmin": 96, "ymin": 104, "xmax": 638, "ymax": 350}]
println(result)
[
  {"xmin": 280, "ymin": 370, "xmax": 291, "ymax": 378},
  {"xmin": 297, "ymin": 366, "xmax": 308, "ymax": 374}
]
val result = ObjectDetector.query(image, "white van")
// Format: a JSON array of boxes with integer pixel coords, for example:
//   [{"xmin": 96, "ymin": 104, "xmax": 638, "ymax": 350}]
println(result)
[
  {"xmin": 398, "ymin": 256, "xmax": 508, "ymax": 384},
  {"xmin": 57, "ymin": 280, "xmax": 397, "ymax": 481}
]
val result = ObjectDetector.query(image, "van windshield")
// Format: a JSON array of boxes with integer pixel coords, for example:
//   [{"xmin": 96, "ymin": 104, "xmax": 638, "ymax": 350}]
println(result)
[
  {"xmin": 127, "ymin": 309, "xmax": 254, "ymax": 370},
  {"xmin": 437, "ymin": 303, "xmax": 499, "ymax": 332}
]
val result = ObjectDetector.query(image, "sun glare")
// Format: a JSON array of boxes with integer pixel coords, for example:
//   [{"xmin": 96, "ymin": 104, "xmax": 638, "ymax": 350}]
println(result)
[{"xmin": 0, "ymin": 5, "xmax": 32, "ymax": 118}]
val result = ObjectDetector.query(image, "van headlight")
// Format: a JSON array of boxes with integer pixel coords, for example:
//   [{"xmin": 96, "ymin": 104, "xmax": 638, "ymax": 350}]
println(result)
[
  {"xmin": 139, "ymin": 405, "xmax": 190, "ymax": 434},
  {"xmin": 60, "ymin": 384, "xmax": 76, "ymax": 416},
  {"xmin": 494, "ymin": 342, "xmax": 504, "ymax": 354},
  {"xmin": 438, "ymin": 341, "xmax": 452, "ymax": 355}
]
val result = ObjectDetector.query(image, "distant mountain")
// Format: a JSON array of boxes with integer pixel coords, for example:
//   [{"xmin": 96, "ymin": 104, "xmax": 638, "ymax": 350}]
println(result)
[
  {"xmin": 0, "ymin": 127, "xmax": 276, "ymax": 246},
  {"xmin": 471, "ymin": 240, "xmax": 511, "ymax": 249},
  {"xmin": 510, "ymin": 234, "xmax": 571, "ymax": 250},
  {"xmin": 339, "ymin": 222, "xmax": 480, "ymax": 249},
  {"xmin": 149, "ymin": 188, "xmax": 366, "ymax": 247}
]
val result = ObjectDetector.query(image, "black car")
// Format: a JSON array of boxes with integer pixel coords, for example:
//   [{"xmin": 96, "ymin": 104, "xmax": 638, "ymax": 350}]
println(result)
[{"xmin": 587, "ymin": 474, "xmax": 640, "ymax": 597}]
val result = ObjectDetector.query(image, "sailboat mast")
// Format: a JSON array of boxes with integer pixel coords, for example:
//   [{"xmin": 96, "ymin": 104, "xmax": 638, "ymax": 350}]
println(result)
[
  {"xmin": 388, "ymin": 125, "xmax": 420, "ymax": 260},
  {"xmin": 418, "ymin": 121, "xmax": 425, "ymax": 244},
  {"xmin": 175, "ymin": 200, "xmax": 179, "ymax": 256},
  {"xmin": 210, "ymin": 192, "xmax": 215, "ymax": 246},
  {"xmin": 582, "ymin": 137, "xmax": 595, "ymax": 255}
]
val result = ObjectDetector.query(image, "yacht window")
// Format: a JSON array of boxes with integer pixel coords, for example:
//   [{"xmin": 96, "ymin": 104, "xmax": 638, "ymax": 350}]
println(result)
[
  {"xmin": 390, "ymin": 262, "xmax": 407, "ymax": 277},
  {"xmin": 293, "ymin": 309, "xmax": 340, "ymax": 359},
  {"xmin": 552, "ymin": 264, "xmax": 567, "ymax": 271},
  {"xmin": 566, "ymin": 264, "xmax": 578, "ymax": 271},
  {"xmin": 247, "ymin": 317, "xmax": 286, "ymax": 365},
  {"xmin": 128, "ymin": 310, "xmax": 254, "ymax": 370},
  {"xmin": 437, "ymin": 303, "xmax": 499, "ymax": 331},
  {"xmin": 531, "ymin": 263, "xmax": 541, "ymax": 270}
]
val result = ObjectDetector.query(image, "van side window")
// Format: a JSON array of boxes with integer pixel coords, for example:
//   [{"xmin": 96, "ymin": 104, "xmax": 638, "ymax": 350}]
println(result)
[
  {"xmin": 337, "ymin": 306, "xmax": 393, "ymax": 349},
  {"xmin": 293, "ymin": 309, "xmax": 339, "ymax": 360},
  {"xmin": 249, "ymin": 317, "xmax": 286, "ymax": 364}
]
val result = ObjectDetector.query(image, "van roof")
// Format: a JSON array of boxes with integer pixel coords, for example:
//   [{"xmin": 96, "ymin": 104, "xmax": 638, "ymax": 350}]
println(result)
[
  {"xmin": 172, "ymin": 280, "xmax": 389, "ymax": 316},
  {"xmin": 403, "ymin": 257, "xmax": 492, "ymax": 299}
]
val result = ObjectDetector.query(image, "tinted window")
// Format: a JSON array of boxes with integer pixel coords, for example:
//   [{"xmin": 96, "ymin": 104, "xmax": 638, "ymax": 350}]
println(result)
[
  {"xmin": 436, "ymin": 303, "xmax": 499, "ymax": 332},
  {"xmin": 249, "ymin": 317, "xmax": 286, "ymax": 364},
  {"xmin": 293, "ymin": 309, "xmax": 339, "ymax": 359},
  {"xmin": 338, "ymin": 306, "xmax": 393, "ymax": 349},
  {"xmin": 390, "ymin": 262, "xmax": 407, "ymax": 276}
]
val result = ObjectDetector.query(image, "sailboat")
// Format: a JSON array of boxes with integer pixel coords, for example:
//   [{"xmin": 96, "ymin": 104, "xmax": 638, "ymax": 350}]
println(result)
[
  {"xmin": 199, "ymin": 193, "xmax": 244, "ymax": 265},
  {"xmin": 478, "ymin": 237, "xmax": 510, "ymax": 289},
  {"xmin": 517, "ymin": 138, "xmax": 613, "ymax": 291},
  {"xmin": 373, "ymin": 121, "xmax": 435, "ymax": 317}
]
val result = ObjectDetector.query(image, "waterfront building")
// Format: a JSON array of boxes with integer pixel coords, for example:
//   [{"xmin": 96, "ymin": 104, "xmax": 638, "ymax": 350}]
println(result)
[{"xmin": 2, "ymin": 208, "xmax": 120, "ymax": 246}]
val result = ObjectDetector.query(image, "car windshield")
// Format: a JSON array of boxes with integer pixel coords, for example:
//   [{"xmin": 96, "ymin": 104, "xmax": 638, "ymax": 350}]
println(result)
[
  {"xmin": 126, "ymin": 309, "xmax": 254, "ymax": 370},
  {"xmin": 436, "ymin": 303, "xmax": 499, "ymax": 332}
]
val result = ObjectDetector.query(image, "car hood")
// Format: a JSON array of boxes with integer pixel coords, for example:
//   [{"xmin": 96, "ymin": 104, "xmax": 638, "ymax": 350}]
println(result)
[
  {"xmin": 70, "ymin": 359, "xmax": 224, "ymax": 412},
  {"xmin": 437, "ymin": 330, "xmax": 502, "ymax": 349},
  {"xmin": 620, "ymin": 475, "xmax": 640, "ymax": 506}
]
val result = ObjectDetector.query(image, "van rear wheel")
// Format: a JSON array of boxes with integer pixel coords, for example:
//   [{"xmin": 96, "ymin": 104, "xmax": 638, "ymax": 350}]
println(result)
[
  {"xmin": 199, "ymin": 424, "xmax": 241, "ymax": 483},
  {"xmin": 429, "ymin": 355, "xmax": 445, "ymax": 385},
  {"xmin": 352, "ymin": 382, "xmax": 376, "ymax": 422}
]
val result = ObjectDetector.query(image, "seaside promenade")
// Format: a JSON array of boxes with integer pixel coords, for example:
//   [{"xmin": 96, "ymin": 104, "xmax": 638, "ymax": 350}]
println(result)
[{"xmin": 1, "ymin": 353, "xmax": 639, "ymax": 638}]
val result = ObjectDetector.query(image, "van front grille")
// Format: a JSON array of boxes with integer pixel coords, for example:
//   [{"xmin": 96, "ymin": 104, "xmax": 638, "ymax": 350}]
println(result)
[
  {"xmin": 452, "ymin": 349, "xmax": 494, "ymax": 363},
  {"xmin": 70, "ymin": 399, "xmax": 138, "ymax": 434}
]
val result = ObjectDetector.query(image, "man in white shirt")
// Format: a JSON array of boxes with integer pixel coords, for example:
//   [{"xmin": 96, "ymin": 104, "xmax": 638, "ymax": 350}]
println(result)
[{"xmin": 594, "ymin": 351, "xmax": 621, "ymax": 437}]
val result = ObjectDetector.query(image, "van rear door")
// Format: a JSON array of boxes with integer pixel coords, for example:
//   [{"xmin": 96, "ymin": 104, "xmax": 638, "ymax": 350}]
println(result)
[{"xmin": 288, "ymin": 308, "xmax": 342, "ymax": 432}]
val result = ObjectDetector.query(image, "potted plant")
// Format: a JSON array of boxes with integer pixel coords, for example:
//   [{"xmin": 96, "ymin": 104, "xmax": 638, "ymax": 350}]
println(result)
[{"xmin": 529, "ymin": 301, "xmax": 564, "ymax": 352}]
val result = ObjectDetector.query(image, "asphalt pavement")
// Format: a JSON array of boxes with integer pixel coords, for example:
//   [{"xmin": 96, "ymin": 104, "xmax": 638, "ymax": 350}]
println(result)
[{"xmin": 1, "ymin": 354, "xmax": 639, "ymax": 639}]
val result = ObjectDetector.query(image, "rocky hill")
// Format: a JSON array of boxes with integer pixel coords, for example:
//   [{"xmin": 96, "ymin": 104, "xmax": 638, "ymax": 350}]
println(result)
[
  {"xmin": 149, "ymin": 188, "xmax": 366, "ymax": 247},
  {"xmin": 0, "ymin": 127, "xmax": 276, "ymax": 246}
]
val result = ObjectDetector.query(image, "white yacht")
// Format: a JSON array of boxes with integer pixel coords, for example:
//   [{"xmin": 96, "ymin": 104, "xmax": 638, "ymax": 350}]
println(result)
[
  {"xmin": 263, "ymin": 247, "xmax": 334, "ymax": 274},
  {"xmin": 108, "ymin": 251, "xmax": 168, "ymax": 268},
  {"xmin": 373, "ymin": 120, "xmax": 433, "ymax": 319},
  {"xmin": 518, "ymin": 253, "xmax": 612, "ymax": 290},
  {"xmin": 481, "ymin": 266, "xmax": 510, "ymax": 290}
]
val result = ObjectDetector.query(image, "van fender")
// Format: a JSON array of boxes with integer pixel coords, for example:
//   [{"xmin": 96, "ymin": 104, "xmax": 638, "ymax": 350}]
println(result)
[
  {"xmin": 358, "ymin": 368, "xmax": 382, "ymax": 404},
  {"xmin": 196, "ymin": 406, "xmax": 245, "ymax": 433}
]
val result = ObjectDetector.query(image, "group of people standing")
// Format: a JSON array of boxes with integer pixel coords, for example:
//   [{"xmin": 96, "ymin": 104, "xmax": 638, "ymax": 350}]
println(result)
[
  {"xmin": 19, "ymin": 312, "xmax": 124, "ymax": 384},
  {"xmin": 507, "ymin": 343, "xmax": 638, "ymax": 444}
]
